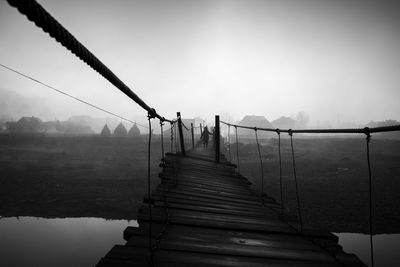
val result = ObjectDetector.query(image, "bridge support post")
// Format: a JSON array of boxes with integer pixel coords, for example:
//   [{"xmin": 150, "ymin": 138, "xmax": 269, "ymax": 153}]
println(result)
[
  {"xmin": 191, "ymin": 123, "xmax": 195, "ymax": 149},
  {"xmin": 215, "ymin": 115, "xmax": 220, "ymax": 162},
  {"xmin": 177, "ymin": 112, "xmax": 185, "ymax": 155}
]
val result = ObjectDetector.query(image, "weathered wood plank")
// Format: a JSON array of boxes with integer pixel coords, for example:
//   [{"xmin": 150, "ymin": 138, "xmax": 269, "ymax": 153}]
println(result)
[{"xmin": 103, "ymin": 245, "xmax": 343, "ymax": 267}]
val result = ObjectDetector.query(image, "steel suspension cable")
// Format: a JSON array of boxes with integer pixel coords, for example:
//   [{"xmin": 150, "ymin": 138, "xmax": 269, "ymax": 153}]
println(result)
[
  {"xmin": 276, "ymin": 129, "xmax": 284, "ymax": 215},
  {"xmin": 289, "ymin": 130, "xmax": 303, "ymax": 232},
  {"xmin": 235, "ymin": 126, "xmax": 240, "ymax": 173},
  {"xmin": 254, "ymin": 129, "xmax": 264, "ymax": 201},
  {"xmin": 364, "ymin": 128, "xmax": 375, "ymax": 267}
]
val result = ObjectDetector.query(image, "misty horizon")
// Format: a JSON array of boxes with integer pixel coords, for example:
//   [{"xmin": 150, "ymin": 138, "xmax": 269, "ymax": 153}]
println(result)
[
  {"xmin": 1, "ymin": 0, "xmax": 400, "ymax": 127},
  {"xmin": 1, "ymin": 87, "xmax": 399, "ymax": 131}
]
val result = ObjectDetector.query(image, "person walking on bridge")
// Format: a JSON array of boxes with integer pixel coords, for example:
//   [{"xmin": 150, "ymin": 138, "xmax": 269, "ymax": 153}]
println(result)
[{"xmin": 201, "ymin": 126, "xmax": 211, "ymax": 148}]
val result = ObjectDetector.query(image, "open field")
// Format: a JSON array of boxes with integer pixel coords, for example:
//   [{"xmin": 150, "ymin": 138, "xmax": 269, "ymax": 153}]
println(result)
[
  {"xmin": 225, "ymin": 136, "xmax": 400, "ymax": 234},
  {"xmin": 1, "ymin": 134, "xmax": 399, "ymax": 234},
  {"xmin": 0, "ymin": 134, "xmax": 167, "ymax": 220}
]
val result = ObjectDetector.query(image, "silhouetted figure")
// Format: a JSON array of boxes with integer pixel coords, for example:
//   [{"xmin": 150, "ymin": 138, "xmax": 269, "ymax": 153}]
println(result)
[{"xmin": 201, "ymin": 126, "xmax": 211, "ymax": 148}]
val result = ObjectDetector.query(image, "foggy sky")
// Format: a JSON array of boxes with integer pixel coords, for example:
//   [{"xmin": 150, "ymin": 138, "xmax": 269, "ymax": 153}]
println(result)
[{"xmin": 1, "ymin": 0, "xmax": 400, "ymax": 126}]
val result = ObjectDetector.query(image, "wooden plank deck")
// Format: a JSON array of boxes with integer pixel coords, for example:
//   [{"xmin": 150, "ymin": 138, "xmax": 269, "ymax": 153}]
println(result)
[{"xmin": 97, "ymin": 146, "xmax": 366, "ymax": 267}]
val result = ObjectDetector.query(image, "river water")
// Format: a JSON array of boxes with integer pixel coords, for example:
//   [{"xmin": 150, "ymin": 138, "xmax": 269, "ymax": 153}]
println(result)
[
  {"xmin": 0, "ymin": 217, "xmax": 137, "ymax": 267},
  {"xmin": 0, "ymin": 217, "xmax": 399, "ymax": 267},
  {"xmin": 336, "ymin": 233, "xmax": 400, "ymax": 267}
]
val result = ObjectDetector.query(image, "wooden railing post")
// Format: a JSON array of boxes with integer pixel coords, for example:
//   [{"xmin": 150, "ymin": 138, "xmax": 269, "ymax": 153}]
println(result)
[
  {"xmin": 215, "ymin": 115, "xmax": 220, "ymax": 162},
  {"xmin": 177, "ymin": 112, "xmax": 185, "ymax": 155},
  {"xmin": 191, "ymin": 123, "xmax": 195, "ymax": 149}
]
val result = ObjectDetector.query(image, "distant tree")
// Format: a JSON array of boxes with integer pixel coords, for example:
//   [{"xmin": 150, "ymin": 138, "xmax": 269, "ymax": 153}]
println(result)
[
  {"xmin": 114, "ymin": 123, "xmax": 128, "ymax": 137},
  {"xmin": 128, "ymin": 123, "xmax": 141, "ymax": 137},
  {"xmin": 101, "ymin": 124, "xmax": 111, "ymax": 137}
]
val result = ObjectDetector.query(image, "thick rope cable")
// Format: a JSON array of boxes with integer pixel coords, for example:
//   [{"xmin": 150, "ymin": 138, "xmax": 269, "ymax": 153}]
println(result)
[
  {"xmin": 288, "ymin": 130, "xmax": 303, "ymax": 232},
  {"xmin": 0, "ymin": 63, "xmax": 148, "ymax": 129},
  {"xmin": 364, "ymin": 128, "xmax": 375, "ymax": 267},
  {"xmin": 6, "ymin": 0, "xmax": 172, "ymax": 123},
  {"xmin": 276, "ymin": 129, "xmax": 284, "ymax": 215},
  {"xmin": 254, "ymin": 128, "xmax": 264, "ymax": 201},
  {"xmin": 235, "ymin": 126, "xmax": 240, "ymax": 173}
]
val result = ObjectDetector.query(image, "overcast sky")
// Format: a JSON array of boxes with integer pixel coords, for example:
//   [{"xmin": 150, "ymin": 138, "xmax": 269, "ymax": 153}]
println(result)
[{"xmin": 1, "ymin": 0, "xmax": 400, "ymax": 126}]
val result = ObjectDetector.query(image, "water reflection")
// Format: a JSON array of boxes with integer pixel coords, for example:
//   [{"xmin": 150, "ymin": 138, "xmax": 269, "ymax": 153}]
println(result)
[
  {"xmin": 336, "ymin": 233, "xmax": 400, "ymax": 267},
  {"xmin": 0, "ymin": 216, "xmax": 137, "ymax": 267}
]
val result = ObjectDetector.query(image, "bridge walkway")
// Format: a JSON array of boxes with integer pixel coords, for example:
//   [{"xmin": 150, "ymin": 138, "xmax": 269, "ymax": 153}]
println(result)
[{"xmin": 97, "ymin": 146, "xmax": 365, "ymax": 267}]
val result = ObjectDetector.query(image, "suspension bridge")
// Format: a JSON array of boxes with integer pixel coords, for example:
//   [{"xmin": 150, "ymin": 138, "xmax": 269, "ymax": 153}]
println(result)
[{"xmin": 4, "ymin": 1, "xmax": 400, "ymax": 266}]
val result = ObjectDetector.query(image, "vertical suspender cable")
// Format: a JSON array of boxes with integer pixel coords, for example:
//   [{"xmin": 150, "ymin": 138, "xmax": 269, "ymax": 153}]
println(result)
[
  {"xmin": 255, "ymin": 129, "xmax": 264, "ymax": 200},
  {"xmin": 289, "ymin": 130, "xmax": 302, "ymax": 232},
  {"xmin": 228, "ymin": 125, "xmax": 232, "ymax": 162},
  {"xmin": 160, "ymin": 121, "xmax": 165, "ymax": 160},
  {"xmin": 174, "ymin": 123, "xmax": 178, "ymax": 153},
  {"xmin": 364, "ymin": 128, "xmax": 374, "ymax": 267},
  {"xmin": 160, "ymin": 120, "xmax": 170, "ymax": 232},
  {"xmin": 276, "ymin": 129, "xmax": 284, "ymax": 215},
  {"xmin": 147, "ymin": 114, "xmax": 154, "ymax": 265},
  {"xmin": 235, "ymin": 126, "xmax": 240, "ymax": 173},
  {"xmin": 170, "ymin": 122, "xmax": 173, "ymax": 153}
]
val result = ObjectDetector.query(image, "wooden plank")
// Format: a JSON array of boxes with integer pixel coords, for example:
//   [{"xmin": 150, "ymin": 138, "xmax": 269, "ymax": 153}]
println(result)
[
  {"xmin": 155, "ymin": 186, "xmax": 262, "ymax": 203},
  {"xmin": 137, "ymin": 214, "xmax": 296, "ymax": 234},
  {"xmin": 102, "ymin": 245, "xmax": 342, "ymax": 267},
  {"xmin": 151, "ymin": 200, "xmax": 280, "ymax": 219},
  {"xmin": 126, "ymin": 224, "xmax": 325, "ymax": 251},
  {"xmin": 126, "ymin": 235, "xmax": 337, "ymax": 263},
  {"xmin": 152, "ymin": 189, "xmax": 265, "ymax": 206},
  {"xmin": 149, "ymin": 193, "xmax": 280, "ymax": 211}
]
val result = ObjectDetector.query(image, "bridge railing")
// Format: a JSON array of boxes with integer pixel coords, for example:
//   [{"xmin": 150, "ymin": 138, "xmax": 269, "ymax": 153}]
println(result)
[{"xmin": 215, "ymin": 117, "xmax": 400, "ymax": 267}]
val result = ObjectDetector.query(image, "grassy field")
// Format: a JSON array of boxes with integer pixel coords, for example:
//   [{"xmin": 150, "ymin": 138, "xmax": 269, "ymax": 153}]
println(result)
[
  {"xmin": 1, "ymin": 134, "xmax": 399, "ymax": 234},
  {"xmin": 0, "ymin": 134, "xmax": 168, "ymax": 220},
  {"xmin": 224, "ymin": 137, "xmax": 400, "ymax": 234}
]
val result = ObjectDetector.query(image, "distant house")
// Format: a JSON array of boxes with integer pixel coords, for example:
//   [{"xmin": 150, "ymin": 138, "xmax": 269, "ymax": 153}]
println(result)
[
  {"xmin": 43, "ymin": 120, "xmax": 62, "ymax": 134},
  {"xmin": 6, "ymin": 116, "xmax": 45, "ymax": 134},
  {"xmin": 237, "ymin": 115, "xmax": 273, "ymax": 138},
  {"xmin": 271, "ymin": 116, "xmax": 296, "ymax": 130},
  {"xmin": 128, "ymin": 123, "xmax": 141, "ymax": 137},
  {"xmin": 114, "ymin": 123, "xmax": 128, "ymax": 137},
  {"xmin": 100, "ymin": 124, "xmax": 111, "ymax": 137}
]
